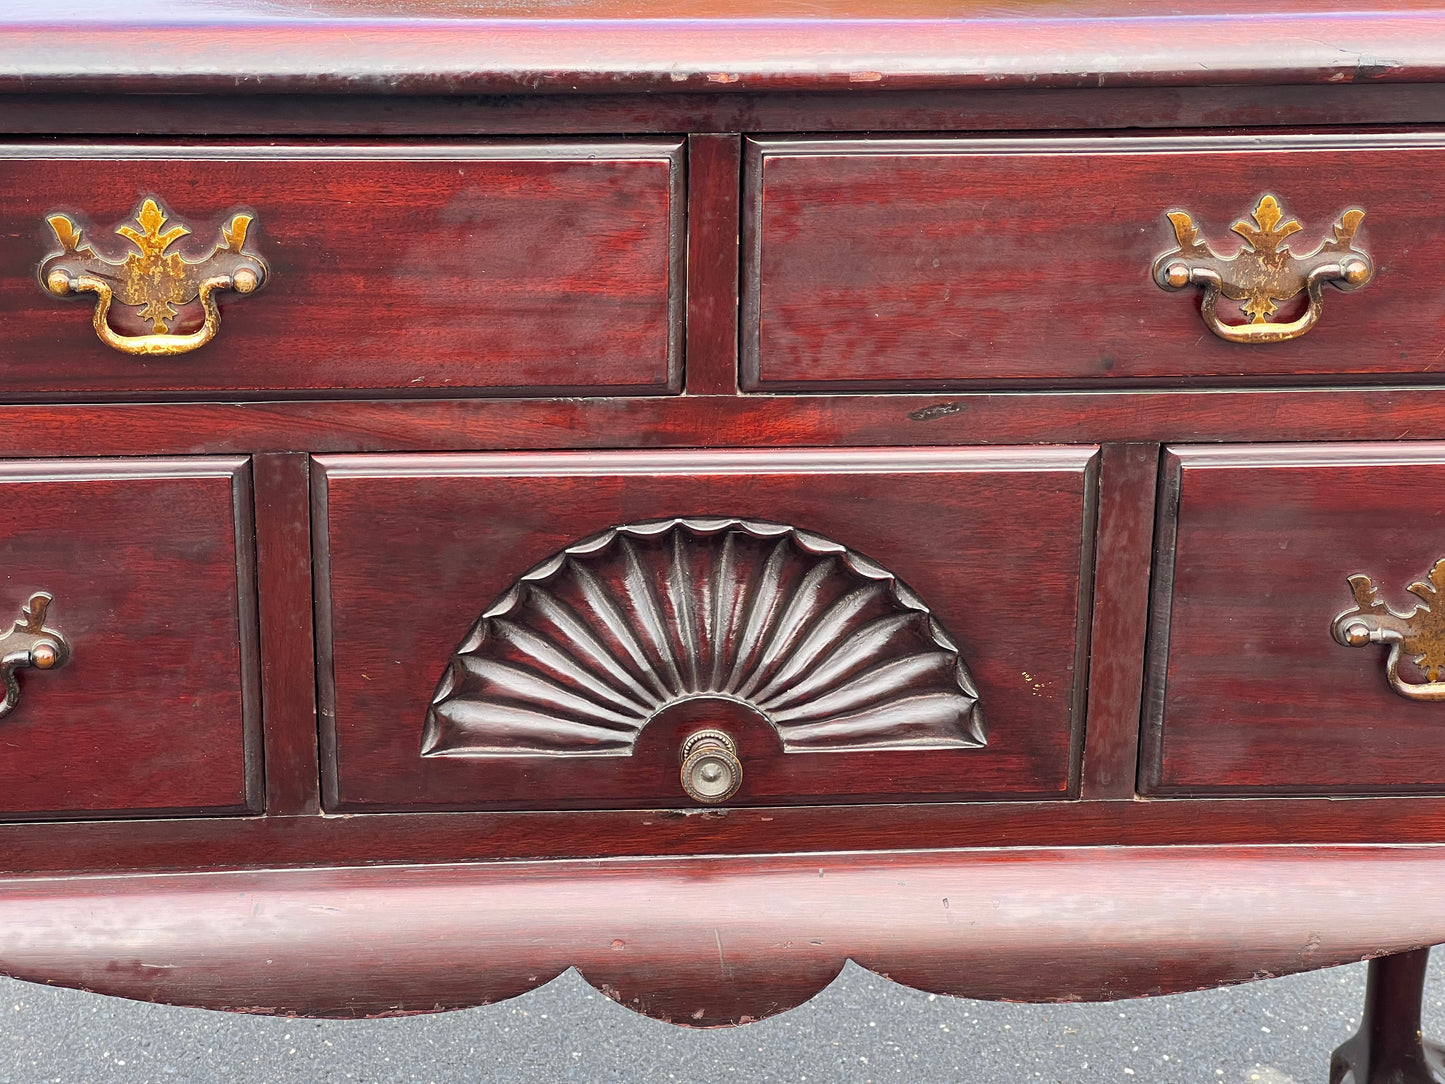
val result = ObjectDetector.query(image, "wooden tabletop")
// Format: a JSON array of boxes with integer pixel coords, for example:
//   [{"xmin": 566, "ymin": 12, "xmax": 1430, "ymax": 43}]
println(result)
[{"xmin": 4, "ymin": 0, "xmax": 1445, "ymax": 94}]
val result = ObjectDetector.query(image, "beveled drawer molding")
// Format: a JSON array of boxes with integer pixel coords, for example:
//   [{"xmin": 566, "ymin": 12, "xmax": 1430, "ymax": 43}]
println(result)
[
  {"xmin": 744, "ymin": 133, "xmax": 1445, "ymax": 390},
  {"xmin": 3, "ymin": 143, "xmax": 684, "ymax": 398}
]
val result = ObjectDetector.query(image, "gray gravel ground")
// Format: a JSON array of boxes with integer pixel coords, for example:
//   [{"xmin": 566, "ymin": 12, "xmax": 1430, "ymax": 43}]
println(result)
[{"xmin": 4, "ymin": 952, "xmax": 1443, "ymax": 1083}]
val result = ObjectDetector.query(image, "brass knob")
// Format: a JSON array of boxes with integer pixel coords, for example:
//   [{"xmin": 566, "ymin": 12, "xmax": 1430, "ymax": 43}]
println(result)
[
  {"xmin": 0, "ymin": 592, "xmax": 70, "ymax": 720},
  {"xmin": 679, "ymin": 729, "xmax": 741, "ymax": 804},
  {"xmin": 1163, "ymin": 261, "xmax": 1192, "ymax": 289}
]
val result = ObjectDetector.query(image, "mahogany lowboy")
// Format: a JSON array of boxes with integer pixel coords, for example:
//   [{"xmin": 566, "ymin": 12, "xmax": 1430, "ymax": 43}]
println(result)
[{"xmin": 7, "ymin": 2, "xmax": 1445, "ymax": 1079}]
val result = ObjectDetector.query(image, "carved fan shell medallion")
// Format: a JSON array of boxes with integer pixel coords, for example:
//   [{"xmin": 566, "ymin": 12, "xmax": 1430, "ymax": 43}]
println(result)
[{"xmin": 423, "ymin": 518, "xmax": 985, "ymax": 757}]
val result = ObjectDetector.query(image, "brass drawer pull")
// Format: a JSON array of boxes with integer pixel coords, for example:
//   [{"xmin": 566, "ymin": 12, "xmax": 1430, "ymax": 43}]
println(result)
[
  {"xmin": 1333, "ymin": 561, "xmax": 1445, "ymax": 701},
  {"xmin": 679, "ymin": 729, "xmax": 742, "ymax": 804},
  {"xmin": 0, "ymin": 593, "xmax": 70, "ymax": 719},
  {"xmin": 40, "ymin": 198, "xmax": 268, "ymax": 356},
  {"xmin": 1153, "ymin": 194, "xmax": 1372, "ymax": 344}
]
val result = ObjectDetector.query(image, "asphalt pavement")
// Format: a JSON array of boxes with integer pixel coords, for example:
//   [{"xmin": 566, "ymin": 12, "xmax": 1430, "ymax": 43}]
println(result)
[{"xmin": 4, "ymin": 950, "xmax": 1440, "ymax": 1082}]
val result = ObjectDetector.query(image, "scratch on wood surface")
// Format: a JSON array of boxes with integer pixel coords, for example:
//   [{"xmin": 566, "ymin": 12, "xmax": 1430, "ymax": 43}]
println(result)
[{"xmin": 907, "ymin": 402, "xmax": 963, "ymax": 422}]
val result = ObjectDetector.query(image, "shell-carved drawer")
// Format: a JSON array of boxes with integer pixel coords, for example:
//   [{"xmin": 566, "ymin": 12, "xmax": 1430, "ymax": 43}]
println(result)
[{"xmin": 313, "ymin": 447, "xmax": 1098, "ymax": 811}]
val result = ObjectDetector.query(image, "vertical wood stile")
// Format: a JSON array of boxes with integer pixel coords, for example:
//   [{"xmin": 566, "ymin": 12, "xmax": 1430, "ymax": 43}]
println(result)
[
  {"xmin": 685, "ymin": 133, "xmax": 743, "ymax": 395},
  {"xmin": 1080, "ymin": 442, "xmax": 1160, "ymax": 799},
  {"xmin": 253, "ymin": 451, "xmax": 321, "ymax": 815}
]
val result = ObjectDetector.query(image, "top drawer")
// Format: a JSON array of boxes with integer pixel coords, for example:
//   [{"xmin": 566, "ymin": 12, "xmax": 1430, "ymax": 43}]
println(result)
[
  {"xmin": 745, "ymin": 134, "xmax": 1440, "ymax": 390},
  {"xmin": 0, "ymin": 143, "xmax": 682, "ymax": 398}
]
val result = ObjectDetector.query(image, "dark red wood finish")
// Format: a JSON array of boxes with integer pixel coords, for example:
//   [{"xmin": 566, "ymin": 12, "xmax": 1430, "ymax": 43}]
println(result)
[
  {"xmin": 253, "ymin": 453, "xmax": 320, "ymax": 816},
  {"xmin": 4, "ymin": 3, "xmax": 1445, "ymax": 96},
  {"xmin": 0, "ymin": 389, "xmax": 1436, "ymax": 457},
  {"xmin": 747, "ymin": 135, "xmax": 1445, "ymax": 389},
  {"xmin": 0, "ymin": 458, "xmax": 259, "ymax": 819},
  {"xmin": 1332, "ymin": 949, "xmax": 1445, "ymax": 1083},
  {"xmin": 7, "ymin": 85, "xmax": 1445, "ymax": 139},
  {"xmin": 1080, "ymin": 443, "xmax": 1158, "ymax": 799},
  {"xmin": 22, "ymin": 793, "xmax": 1445, "ymax": 876},
  {"xmin": 315, "ymin": 448, "xmax": 1097, "ymax": 810},
  {"xmin": 1147, "ymin": 444, "xmax": 1445, "ymax": 794},
  {"xmin": 3, "ymin": 845, "xmax": 1443, "ymax": 1026},
  {"xmin": 7, "ymin": 0, "xmax": 1445, "ymax": 1052},
  {"xmin": 0, "ymin": 145, "xmax": 682, "ymax": 398},
  {"xmin": 684, "ymin": 134, "xmax": 742, "ymax": 396}
]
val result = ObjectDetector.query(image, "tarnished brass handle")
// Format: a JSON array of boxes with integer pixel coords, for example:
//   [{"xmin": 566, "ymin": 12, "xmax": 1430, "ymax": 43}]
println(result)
[
  {"xmin": 40, "ymin": 198, "xmax": 267, "ymax": 357},
  {"xmin": 0, "ymin": 593, "xmax": 71, "ymax": 719},
  {"xmin": 1153, "ymin": 194, "xmax": 1372, "ymax": 344},
  {"xmin": 1333, "ymin": 560, "xmax": 1445, "ymax": 701},
  {"xmin": 680, "ymin": 728, "xmax": 742, "ymax": 804}
]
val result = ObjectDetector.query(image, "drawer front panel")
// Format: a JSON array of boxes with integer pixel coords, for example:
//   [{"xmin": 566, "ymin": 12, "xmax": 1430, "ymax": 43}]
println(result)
[
  {"xmin": 0, "ymin": 144, "xmax": 681, "ymax": 397},
  {"xmin": 1148, "ymin": 444, "xmax": 1445, "ymax": 795},
  {"xmin": 0, "ymin": 458, "xmax": 258, "ymax": 819},
  {"xmin": 747, "ymin": 135, "xmax": 1437, "ymax": 390},
  {"xmin": 315, "ymin": 448, "xmax": 1097, "ymax": 811}
]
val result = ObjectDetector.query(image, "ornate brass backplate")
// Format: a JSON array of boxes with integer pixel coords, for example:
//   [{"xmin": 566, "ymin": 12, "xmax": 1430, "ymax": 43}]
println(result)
[
  {"xmin": 1153, "ymin": 194, "xmax": 1373, "ymax": 344},
  {"xmin": 40, "ymin": 198, "xmax": 268, "ymax": 356},
  {"xmin": 0, "ymin": 592, "xmax": 70, "ymax": 720},
  {"xmin": 1332, "ymin": 561, "xmax": 1445, "ymax": 701}
]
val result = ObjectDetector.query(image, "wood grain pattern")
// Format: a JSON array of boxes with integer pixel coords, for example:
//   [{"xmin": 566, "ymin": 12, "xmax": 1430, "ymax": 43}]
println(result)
[
  {"xmin": 20, "ymin": 795, "xmax": 1445, "ymax": 874},
  {"xmin": 10, "ymin": 1, "xmax": 1445, "ymax": 1036},
  {"xmin": 316, "ymin": 448, "xmax": 1096, "ymax": 810},
  {"xmin": 747, "ymin": 135, "xmax": 1445, "ymax": 388},
  {"xmin": 4, "ymin": 845, "xmax": 1445, "ymax": 1024},
  {"xmin": 6, "ymin": 86, "xmax": 1445, "ymax": 139},
  {"xmin": 1147, "ymin": 444, "xmax": 1445, "ymax": 794},
  {"xmin": 0, "ymin": 145, "xmax": 682, "ymax": 397},
  {"xmin": 253, "ymin": 453, "xmax": 319, "ymax": 815},
  {"xmin": 0, "ymin": 458, "xmax": 258, "ymax": 819},
  {"xmin": 1080, "ymin": 443, "xmax": 1158, "ymax": 799},
  {"xmin": 2, "ymin": 9, "xmax": 1444, "ymax": 95},
  {"xmin": 0, "ymin": 390, "xmax": 1441, "ymax": 460},
  {"xmin": 684, "ymin": 134, "xmax": 741, "ymax": 395}
]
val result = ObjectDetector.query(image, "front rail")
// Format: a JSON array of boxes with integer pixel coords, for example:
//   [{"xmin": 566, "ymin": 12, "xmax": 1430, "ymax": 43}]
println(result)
[{"xmin": 1, "ymin": 845, "xmax": 1440, "ymax": 1027}]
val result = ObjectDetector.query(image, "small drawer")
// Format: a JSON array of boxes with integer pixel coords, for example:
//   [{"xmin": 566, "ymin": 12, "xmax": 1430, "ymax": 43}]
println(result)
[
  {"xmin": 0, "ymin": 458, "xmax": 258, "ymax": 819},
  {"xmin": 314, "ymin": 447, "xmax": 1098, "ymax": 812},
  {"xmin": 1147, "ymin": 444, "xmax": 1445, "ymax": 796},
  {"xmin": 0, "ymin": 143, "xmax": 681, "ymax": 397},
  {"xmin": 746, "ymin": 134, "xmax": 1439, "ymax": 390}
]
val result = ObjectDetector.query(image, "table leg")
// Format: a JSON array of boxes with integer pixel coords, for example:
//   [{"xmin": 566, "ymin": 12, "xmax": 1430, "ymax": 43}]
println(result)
[{"xmin": 1331, "ymin": 949, "xmax": 1445, "ymax": 1084}]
